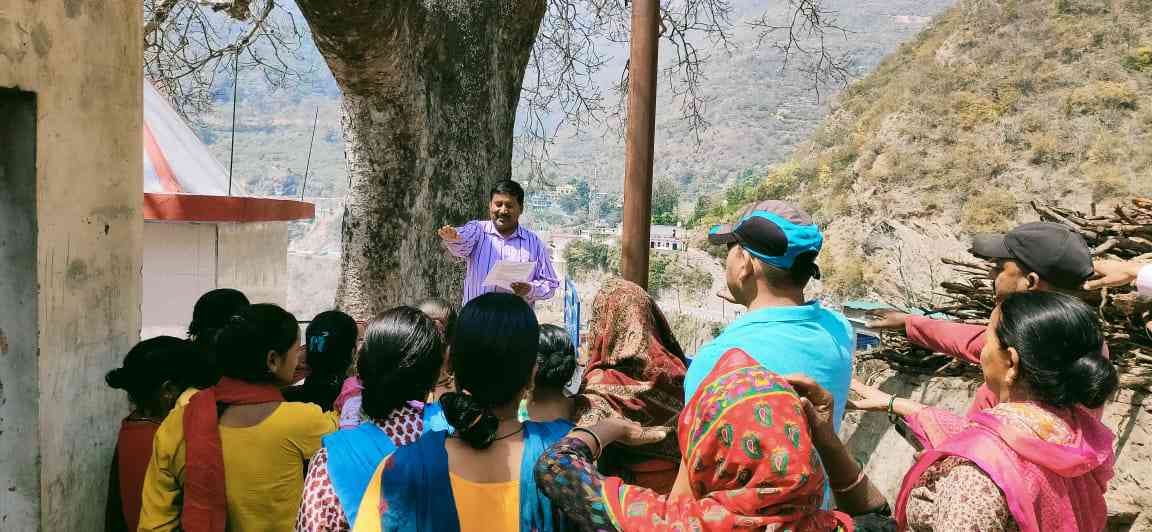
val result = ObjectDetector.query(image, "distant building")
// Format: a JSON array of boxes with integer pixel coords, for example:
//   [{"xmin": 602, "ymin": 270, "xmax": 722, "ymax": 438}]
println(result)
[
  {"xmin": 142, "ymin": 81, "xmax": 314, "ymax": 338},
  {"xmin": 527, "ymin": 193, "xmax": 553, "ymax": 209},
  {"xmin": 650, "ymin": 224, "xmax": 684, "ymax": 251}
]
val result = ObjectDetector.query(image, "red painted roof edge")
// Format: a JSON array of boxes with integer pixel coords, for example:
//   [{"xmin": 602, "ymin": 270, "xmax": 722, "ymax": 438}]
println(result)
[{"xmin": 143, "ymin": 193, "xmax": 315, "ymax": 222}]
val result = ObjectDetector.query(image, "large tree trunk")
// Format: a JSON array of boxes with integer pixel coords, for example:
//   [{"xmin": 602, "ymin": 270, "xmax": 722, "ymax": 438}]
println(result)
[{"xmin": 296, "ymin": 0, "xmax": 546, "ymax": 318}]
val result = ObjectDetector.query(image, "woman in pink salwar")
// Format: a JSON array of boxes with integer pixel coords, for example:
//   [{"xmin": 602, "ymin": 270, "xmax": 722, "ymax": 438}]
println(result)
[{"xmin": 790, "ymin": 291, "xmax": 1118, "ymax": 532}]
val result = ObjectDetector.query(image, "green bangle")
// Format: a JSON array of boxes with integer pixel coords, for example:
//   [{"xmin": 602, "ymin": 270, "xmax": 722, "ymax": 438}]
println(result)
[{"xmin": 887, "ymin": 395, "xmax": 898, "ymax": 423}]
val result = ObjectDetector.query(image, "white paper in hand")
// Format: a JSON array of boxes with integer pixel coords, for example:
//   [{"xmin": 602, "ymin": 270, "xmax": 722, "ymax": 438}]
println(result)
[{"xmin": 483, "ymin": 260, "xmax": 536, "ymax": 291}]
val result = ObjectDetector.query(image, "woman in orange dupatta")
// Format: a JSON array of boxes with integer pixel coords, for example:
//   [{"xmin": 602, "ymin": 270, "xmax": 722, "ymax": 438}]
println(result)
[
  {"xmin": 535, "ymin": 349, "xmax": 852, "ymax": 531},
  {"xmin": 575, "ymin": 278, "xmax": 688, "ymax": 493}
]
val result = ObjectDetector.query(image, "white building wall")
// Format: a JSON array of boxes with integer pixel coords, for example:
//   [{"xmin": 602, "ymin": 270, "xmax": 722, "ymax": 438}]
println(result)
[
  {"xmin": 142, "ymin": 221, "xmax": 292, "ymax": 338},
  {"xmin": 142, "ymin": 222, "xmax": 218, "ymax": 338},
  {"xmin": 218, "ymin": 222, "xmax": 290, "ymax": 308}
]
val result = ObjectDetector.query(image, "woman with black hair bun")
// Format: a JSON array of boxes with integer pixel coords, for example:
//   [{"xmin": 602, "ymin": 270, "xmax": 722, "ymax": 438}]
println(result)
[
  {"xmin": 284, "ymin": 310, "xmax": 359, "ymax": 411},
  {"xmin": 523, "ymin": 324, "xmax": 579, "ymax": 423},
  {"xmin": 139, "ymin": 304, "xmax": 337, "ymax": 531},
  {"xmin": 179, "ymin": 288, "xmax": 250, "ymax": 405},
  {"xmin": 186, "ymin": 288, "xmax": 250, "ymax": 342},
  {"xmin": 797, "ymin": 291, "xmax": 1120, "ymax": 531},
  {"xmin": 296, "ymin": 306, "xmax": 446, "ymax": 531},
  {"xmin": 104, "ymin": 336, "xmax": 213, "ymax": 532},
  {"xmin": 351, "ymin": 293, "xmax": 572, "ymax": 532}
]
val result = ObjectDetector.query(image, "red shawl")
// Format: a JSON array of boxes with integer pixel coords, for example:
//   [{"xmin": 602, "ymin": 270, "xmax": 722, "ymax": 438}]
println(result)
[
  {"xmin": 577, "ymin": 278, "xmax": 688, "ymax": 476},
  {"xmin": 182, "ymin": 377, "xmax": 283, "ymax": 532},
  {"xmin": 601, "ymin": 350, "xmax": 851, "ymax": 531}
]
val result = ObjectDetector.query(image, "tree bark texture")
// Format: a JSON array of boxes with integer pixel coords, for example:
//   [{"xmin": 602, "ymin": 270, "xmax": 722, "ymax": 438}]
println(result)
[{"xmin": 295, "ymin": 0, "xmax": 547, "ymax": 319}]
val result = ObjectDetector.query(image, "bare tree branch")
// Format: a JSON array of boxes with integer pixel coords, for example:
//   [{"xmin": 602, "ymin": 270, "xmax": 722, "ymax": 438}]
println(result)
[
  {"xmin": 514, "ymin": 0, "xmax": 847, "ymax": 177},
  {"xmin": 144, "ymin": 0, "xmax": 307, "ymax": 120},
  {"xmin": 747, "ymin": 0, "xmax": 852, "ymax": 96},
  {"xmin": 145, "ymin": 1, "xmax": 851, "ymax": 162}
]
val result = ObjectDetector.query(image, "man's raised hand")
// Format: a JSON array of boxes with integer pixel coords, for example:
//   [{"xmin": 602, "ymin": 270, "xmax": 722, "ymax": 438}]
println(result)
[{"xmin": 438, "ymin": 225, "xmax": 460, "ymax": 242}]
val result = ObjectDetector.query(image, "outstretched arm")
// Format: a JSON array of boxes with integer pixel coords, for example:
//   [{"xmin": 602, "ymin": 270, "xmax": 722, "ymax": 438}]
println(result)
[{"xmin": 440, "ymin": 221, "xmax": 482, "ymax": 258}]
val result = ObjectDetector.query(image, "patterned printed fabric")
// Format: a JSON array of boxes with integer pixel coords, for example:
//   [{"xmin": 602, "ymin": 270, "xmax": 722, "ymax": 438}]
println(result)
[
  {"xmin": 904, "ymin": 456, "xmax": 1020, "ymax": 532},
  {"xmin": 296, "ymin": 405, "xmax": 428, "ymax": 532},
  {"xmin": 541, "ymin": 349, "xmax": 850, "ymax": 531},
  {"xmin": 897, "ymin": 401, "xmax": 1115, "ymax": 532},
  {"xmin": 576, "ymin": 278, "xmax": 688, "ymax": 471}
]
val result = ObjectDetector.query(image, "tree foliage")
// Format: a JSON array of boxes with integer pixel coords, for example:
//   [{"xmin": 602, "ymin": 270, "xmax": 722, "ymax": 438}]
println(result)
[
  {"xmin": 563, "ymin": 239, "xmax": 710, "ymax": 298},
  {"xmin": 652, "ymin": 178, "xmax": 680, "ymax": 225}
]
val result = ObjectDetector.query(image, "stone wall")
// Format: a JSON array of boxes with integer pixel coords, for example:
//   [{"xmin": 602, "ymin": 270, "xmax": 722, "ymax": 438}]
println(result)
[
  {"xmin": 0, "ymin": 1, "xmax": 142, "ymax": 529},
  {"xmin": 842, "ymin": 364, "xmax": 1152, "ymax": 531}
]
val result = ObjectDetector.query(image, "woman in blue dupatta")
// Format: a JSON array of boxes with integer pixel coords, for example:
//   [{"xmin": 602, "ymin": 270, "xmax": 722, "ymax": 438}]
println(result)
[
  {"xmin": 353, "ymin": 293, "xmax": 572, "ymax": 532},
  {"xmin": 296, "ymin": 307, "xmax": 447, "ymax": 531}
]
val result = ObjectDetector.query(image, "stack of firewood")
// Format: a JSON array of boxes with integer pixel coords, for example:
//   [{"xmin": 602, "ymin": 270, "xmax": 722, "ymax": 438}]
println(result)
[{"xmin": 865, "ymin": 199, "xmax": 1152, "ymax": 391}]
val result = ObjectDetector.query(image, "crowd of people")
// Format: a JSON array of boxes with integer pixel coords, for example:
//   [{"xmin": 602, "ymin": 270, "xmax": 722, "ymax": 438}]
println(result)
[{"xmin": 104, "ymin": 183, "xmax": 1151, "ymax": 532}]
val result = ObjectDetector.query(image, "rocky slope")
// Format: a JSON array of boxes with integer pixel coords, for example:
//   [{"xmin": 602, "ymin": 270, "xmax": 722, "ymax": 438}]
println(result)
[{"xmin": 710, "ymin": 0, "xmax": 1152, "ymax": 307}]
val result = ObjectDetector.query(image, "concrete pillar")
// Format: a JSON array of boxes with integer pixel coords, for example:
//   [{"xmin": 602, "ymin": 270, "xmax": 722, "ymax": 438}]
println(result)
[{"xmin": 0, "ymin": 1, "xmax": 143, "ymax": 529}]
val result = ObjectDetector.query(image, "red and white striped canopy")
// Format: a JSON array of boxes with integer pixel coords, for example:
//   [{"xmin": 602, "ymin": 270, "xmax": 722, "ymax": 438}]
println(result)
[
  {"xmin": 143, "ymin": 81, "xmax": 239, "ymax": 195},
  {"xmin": 142, "ymin": 81, "xmax": 313, "ymax": 222}
]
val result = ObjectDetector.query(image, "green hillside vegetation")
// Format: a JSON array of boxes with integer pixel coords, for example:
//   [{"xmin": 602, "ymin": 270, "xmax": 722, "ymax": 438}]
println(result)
[
  {"xmin": 704, "ymin": 0, "xmax": 1152, "ymax": 302},
  {"xmin": 564, "ymin": 239, "xmax": 712, "ymax": 298}
]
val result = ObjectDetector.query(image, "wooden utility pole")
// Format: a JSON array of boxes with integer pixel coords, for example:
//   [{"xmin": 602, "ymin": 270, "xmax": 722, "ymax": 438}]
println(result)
[{"xmin": 619, "ymin": 0, "xmax": 660, "ymax": 289}]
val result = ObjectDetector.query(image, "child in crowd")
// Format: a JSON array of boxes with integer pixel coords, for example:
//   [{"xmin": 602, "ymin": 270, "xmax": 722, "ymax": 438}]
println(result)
[
  {"xmin": 417, "ymin": 297, "xmax": 458, "ymax": 398},
  {"xmin": 522, "ymin": 324, "xmax": 578, "ymax": 422},
  {"xmin": 284, "ymin": 310, "xmax": 359, "ymax": 411},
  {"xmin": 105, "ymin": 336, "xmax": 215, "ymax": 532}
]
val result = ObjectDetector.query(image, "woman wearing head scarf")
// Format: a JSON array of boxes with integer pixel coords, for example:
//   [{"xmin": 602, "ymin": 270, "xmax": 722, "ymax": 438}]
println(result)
[
  {"xmin": 575, "ymin": 278, "xmax": 688, "ymax": 493},
  {"xmin": 796, "ymin": 291, "xmax": 1118, "ymax": 532},
  {"xmin": 535, "ymin": 349, "xmax": 852, "ymax": 531}
]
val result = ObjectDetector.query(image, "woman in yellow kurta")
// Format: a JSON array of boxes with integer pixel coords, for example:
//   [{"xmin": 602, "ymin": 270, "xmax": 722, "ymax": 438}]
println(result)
[{"xmin": 139, "ymin": 304, "xmax": 337, "ymax": 532}]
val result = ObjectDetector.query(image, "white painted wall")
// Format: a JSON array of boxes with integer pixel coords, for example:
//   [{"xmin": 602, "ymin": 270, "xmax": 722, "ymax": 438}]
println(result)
[
  {"xmin": 218, "ymin": 222, "xmax": 290, "ymax": 308},
  {"xmin": 142, "ymin": 221, "xmax": 293, "ymax": 338},
  {"xmin": 142, "ymin": 222, "xmax": 218, "ymax": 338}
]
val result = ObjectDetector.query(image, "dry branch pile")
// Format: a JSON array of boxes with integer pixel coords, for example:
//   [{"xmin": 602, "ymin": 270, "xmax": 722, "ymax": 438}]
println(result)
[{"xmin": 865, "ymin": 199, "xmax": 1152, "ymax": 391}]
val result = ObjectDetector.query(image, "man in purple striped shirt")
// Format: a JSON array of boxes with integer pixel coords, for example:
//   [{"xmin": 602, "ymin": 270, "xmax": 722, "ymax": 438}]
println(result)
[{"xmin": 438, "ymin": 180, "xmax": 560, "ymax": 305}]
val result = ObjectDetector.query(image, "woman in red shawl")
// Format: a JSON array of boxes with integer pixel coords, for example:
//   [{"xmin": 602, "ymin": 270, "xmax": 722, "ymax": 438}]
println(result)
[
  {"xmin": 104, "ymin": 336, "xmax": 215, "ymax": 532},
  {"xmin": 535, "ymin": 349, "xmax": 853, "ymax": 531},
  {"xmin": 575, "ymin": 278, "xmax": 688, "ymax": 493}
]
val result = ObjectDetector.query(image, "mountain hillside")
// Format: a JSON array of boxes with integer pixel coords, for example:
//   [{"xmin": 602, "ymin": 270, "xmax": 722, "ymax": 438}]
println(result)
[
  {"xmin": 527, "ymin": 0, "xmax": 956, "ymax": 199},
  {"xmin": 710, "ymin": 0, "xmax": 1152, "ymax": 306}
]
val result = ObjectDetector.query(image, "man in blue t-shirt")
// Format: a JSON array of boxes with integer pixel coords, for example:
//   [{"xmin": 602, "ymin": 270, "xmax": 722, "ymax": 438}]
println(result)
[{"xmin": 685, "ymin": 200, "xmax": 854, "ymax": 430}]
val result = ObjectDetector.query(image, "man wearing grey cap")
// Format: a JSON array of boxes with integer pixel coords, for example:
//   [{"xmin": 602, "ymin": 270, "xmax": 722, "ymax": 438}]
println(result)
[{"xmin": 867, "ymin": 222, "xmax": 1104, "ymax": 417}]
